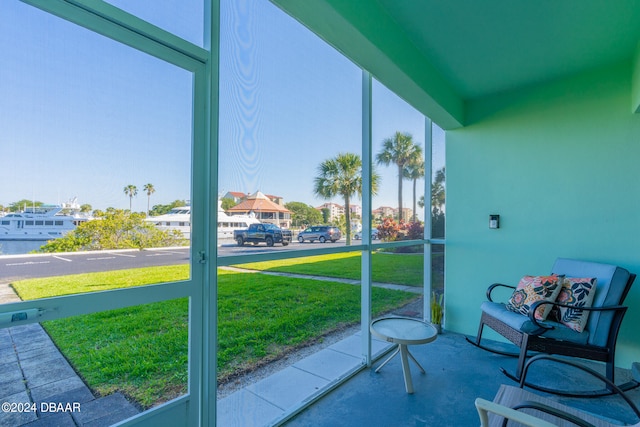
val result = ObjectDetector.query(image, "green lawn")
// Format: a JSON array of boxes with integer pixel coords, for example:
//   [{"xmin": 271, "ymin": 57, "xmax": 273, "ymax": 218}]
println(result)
[
  {"xmin": 12, "ymin": 265, "xmax": 188, "ymax": 300},
  {"xmin": 235, "ymin": 251, "xmax": 427, "ymax": 286},
  {"xmin": 42, "ymin": 297, "xmax": 189, "ymax": 408},
  {"xmin": 12, "ymin": 263, "xmax": 416, "ymax": 408}
]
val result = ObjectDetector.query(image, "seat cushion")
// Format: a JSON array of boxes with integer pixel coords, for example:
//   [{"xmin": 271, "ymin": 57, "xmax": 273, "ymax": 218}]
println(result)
[
  {"xmin": 482, "ymin": 302, "xmax": 547, "ymax": 335},
  {"xmin": 537, "ymin": 320, "xmax": 589, "ymax": 344},
  {"xmin": 551, "ymin": 258, "xmax": 631, "ymax": 346},
  {"xmin": 481, "ymin": 302, "xmax": 589, "ymax": 344}
]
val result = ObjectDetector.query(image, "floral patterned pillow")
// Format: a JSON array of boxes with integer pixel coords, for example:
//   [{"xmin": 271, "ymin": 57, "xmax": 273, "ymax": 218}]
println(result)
[
  {"xmin": 554, "ymin": 277, "xmax": 597, "ymax": 332},
  {"xmin": 505, "ymin": 275, "xmax": 562, "ymax": 320}
]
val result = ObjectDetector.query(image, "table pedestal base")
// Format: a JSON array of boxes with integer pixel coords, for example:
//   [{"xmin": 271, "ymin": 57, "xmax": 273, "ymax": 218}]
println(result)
[{"xmin": 375, "ymin": 344, "xmax": 425, "ymax": 393}]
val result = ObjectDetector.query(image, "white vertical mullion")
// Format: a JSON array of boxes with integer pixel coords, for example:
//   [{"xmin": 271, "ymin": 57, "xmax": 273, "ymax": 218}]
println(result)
[
  {"xmin": 15, "ymin": 1, "xmax": 213, "ymax": 425},
  {"xmin": 202, "ymin": 0, "xmax": 219, "ymax": 425},
  {"xmin": 361, "ymin": 70, "xmax": 373, "ymax": 365},
  {"xmin": 423, "ymin": 117, "xmax": 433, "ymax": 322},
  {"xmin": 189, "ymin": 66, "xmax": 208, "ymax": 427}
]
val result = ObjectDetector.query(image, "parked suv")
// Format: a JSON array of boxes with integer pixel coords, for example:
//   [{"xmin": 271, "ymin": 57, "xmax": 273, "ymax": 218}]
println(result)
[
  {"xmin": 298, "ymin": 225, "xmax": 342, "ymax": 243},
  {"xmin": 353, "ymin": 229, "xmax": 379, "ymax": 240}
]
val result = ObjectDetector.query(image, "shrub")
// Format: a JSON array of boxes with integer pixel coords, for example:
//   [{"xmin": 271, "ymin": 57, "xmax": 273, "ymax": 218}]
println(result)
[
  {"xmin": 39, "ymin": 210, "xmax": 185, "ymax": 252},
  {"xmin": 377, "ymin": 217, "xmax": 402, "ymax": 241},
  {"xmin": 405, "ymin": 221, "xmax": 424, "ymax": 240},
  {"xmin": 377, "ymin": 217, "xmax": 424, "ymax": 241}
]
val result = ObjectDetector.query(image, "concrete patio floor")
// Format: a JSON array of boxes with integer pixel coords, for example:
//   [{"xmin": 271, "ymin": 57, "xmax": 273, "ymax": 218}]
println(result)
[
  {"xmin": 215, "ymin": 324, "xmax": 640, "ymax": 427},
  {"xmin": 283, "ymin": 332, "xmax": 640, "ymax": 427},
  {"xmin": 2, "ymin": 319, "xmax": 639, "ymax": 426},
  {"xmin": 3, "ymin": 275, "xmax": 639, "ymax": 427}
]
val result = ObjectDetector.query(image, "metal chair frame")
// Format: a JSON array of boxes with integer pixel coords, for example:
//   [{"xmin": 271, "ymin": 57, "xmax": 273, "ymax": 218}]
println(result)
[{"xmin": 467, "ymin": 271, "xmax": 637, "ymax": 396}]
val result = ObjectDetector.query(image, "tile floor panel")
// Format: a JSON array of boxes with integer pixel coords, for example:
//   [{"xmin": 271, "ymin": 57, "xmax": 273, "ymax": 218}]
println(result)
[
  {"xmin": 292, "ymin": 349, "xmax": 363, "ymax": 381},
  {"xmin": 246, "ymin": 367, "xmax": 330, "ymax": 411},
  {"xmin": 218, "ymin": 389, "xmax": 285, "ymax": 427}
]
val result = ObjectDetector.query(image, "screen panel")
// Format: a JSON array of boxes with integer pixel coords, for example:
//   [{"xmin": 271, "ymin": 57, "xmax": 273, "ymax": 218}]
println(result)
[
  {"xmin": 372, "ymin": 79, "xmax": 427, "ymax": 238},
  {"xmin": 0, "ymin": 2, "xmax": 193, "ymax": 303},
  {"xmin": 217, "ymin": 0, "xmax": 362, "ymax": 255}
]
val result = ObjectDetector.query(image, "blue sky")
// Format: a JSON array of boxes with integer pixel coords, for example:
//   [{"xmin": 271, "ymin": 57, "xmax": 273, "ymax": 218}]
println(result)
[{"xmin": 1, "ymin": 0, "xmax": 444, "ymax": 220}]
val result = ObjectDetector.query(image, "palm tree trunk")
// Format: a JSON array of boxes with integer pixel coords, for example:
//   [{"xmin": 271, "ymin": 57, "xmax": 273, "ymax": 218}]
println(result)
[
  {"xmin": 344, "ymin": 194, "xmax": 351, "ymax": 245},
  {"xmin": 412, "ymin": 178, "xmax": 417, "ymax": 222},
  {"xmin": 398, "ymin": 164, "xmax": 403, "ymax": 221}
]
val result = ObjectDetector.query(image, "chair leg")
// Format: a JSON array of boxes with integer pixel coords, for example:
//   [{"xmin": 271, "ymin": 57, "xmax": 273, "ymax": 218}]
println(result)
[
  {"xmin": 465, "ymin": 316, "xmax": 492, "ymax": 348},
  {"xmin": 474, "ymin": 318, "xmax": 485, "ymax": 346},
  {"xmin": 606, "ymin": 355, "xmax": 616, "ymax": 392},
  {"xmin": 500, "ymin": 334, "xmax": 530, "ymax": 385},
  {"xmin": 466, "ymin": 316, "xmax": 523, "ymax": 357},
  {"xmin": 515, "ymin": 334, "xmax": 529, "ymax": 380},
  {"xmin": 607, "ymin": 350, "xmax": 616, "ymax": 380}
]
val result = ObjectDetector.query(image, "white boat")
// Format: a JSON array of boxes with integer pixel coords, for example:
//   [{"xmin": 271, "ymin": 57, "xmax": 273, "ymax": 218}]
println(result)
[
  {"xmin": 146, "ymin": 201, "xmax": 260, "ymax": 240},
  {"xmin": 0, "ymin": 202, "xmax": 90, "ymax": 241},
  {"xmin": 146, "ymin": 206, "xmax": 191, "ymax": 239},
  {"xmin": 218, "ymin": 205, "xmax": 261, "ymax": 240}
]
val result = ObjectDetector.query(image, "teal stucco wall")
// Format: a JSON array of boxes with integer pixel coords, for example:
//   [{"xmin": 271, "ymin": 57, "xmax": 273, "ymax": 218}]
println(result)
[{"xmin": 445, "ymin": 61, "xmax": 640, "ymax": 366}]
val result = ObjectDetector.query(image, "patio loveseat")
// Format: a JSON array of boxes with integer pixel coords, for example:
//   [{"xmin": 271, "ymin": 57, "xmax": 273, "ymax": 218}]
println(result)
[
  {"xmin": 468, "ymin": 258, "xmax": 637, "ymax": 395},
  {"xmin": 476, "ymin": 354, "xmax": 640, "ymax": 426}
]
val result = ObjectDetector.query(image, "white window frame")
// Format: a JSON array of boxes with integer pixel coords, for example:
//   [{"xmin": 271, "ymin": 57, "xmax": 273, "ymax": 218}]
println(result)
[
  {"xmin": 6, "ymin": 1, "xmax": 212, "ymax": 425},
  {"xmin": 4, "ymin": 1, "xmax": 439, "ymax": 425}
]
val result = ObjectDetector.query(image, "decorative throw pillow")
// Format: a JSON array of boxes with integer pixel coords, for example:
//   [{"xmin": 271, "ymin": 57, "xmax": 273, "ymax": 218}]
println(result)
[
  {"xmin": 505, "ymin": 275, "xmax": 562, "ymax": 320},
  {"xmin": 554, "ymin": 277, "xmax": 597, "ymax": 332}
]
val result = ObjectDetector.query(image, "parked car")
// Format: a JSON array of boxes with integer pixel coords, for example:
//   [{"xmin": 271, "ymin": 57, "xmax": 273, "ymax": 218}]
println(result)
[
  {"xmin": 234, "ymin": 223, "xmax": 292, "ymax": 247},
  {"xmin": 353, "ymin": 229, "xmax": 379, "ymax": 240},
  {"xmin": 297, "ymin": 225, "xmax": 341, "ymax": 243}
]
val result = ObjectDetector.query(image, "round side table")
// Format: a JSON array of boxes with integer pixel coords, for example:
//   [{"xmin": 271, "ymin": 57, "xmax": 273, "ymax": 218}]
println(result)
[{"xmin": 370, "ymin": 317, "xmax": 438, "ymax": 393}]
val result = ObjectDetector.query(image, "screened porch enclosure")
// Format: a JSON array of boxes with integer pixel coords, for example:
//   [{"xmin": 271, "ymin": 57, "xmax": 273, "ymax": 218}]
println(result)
[{"xmin": 2, "ymin": 0, "xmax": 640, "ymax": 426}]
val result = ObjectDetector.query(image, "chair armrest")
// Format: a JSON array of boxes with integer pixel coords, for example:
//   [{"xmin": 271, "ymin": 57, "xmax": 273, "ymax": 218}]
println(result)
[
  {"xmin": 475, "ymin": 398, "xmax": 558, "ymax": 427},
  {"xmin": 519, "ymin": 354, "xmax": 640, "ymax": 421},
  {"xmin": 510, "ymin": 401, "xmax": 599, "ymax": 427},
  {"xmin": 487, "ymin": 283, "xmax": 515, "ymax": 302},
  {"xmin": 526, "ymin": 300, "xmax": 556, "ymax": 331},
  {"xmin": 547, "ymin": 302, "xmax": 627, "ymax": 313},
  {"xmin": 527, "ymin": 301, "xmax": 628, "ymax": 331}
]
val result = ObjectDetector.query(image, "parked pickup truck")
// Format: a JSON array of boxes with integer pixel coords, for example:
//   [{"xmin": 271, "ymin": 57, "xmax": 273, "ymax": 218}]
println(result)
[{"xmin": 234, "ymin": 223, "xmax": 292, "ymax": 247}]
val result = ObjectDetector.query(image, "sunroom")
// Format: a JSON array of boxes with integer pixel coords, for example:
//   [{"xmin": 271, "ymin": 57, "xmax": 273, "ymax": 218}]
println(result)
[{"xmin": 1, "ymin": 0, "xmax": 640, "ymax": 426}]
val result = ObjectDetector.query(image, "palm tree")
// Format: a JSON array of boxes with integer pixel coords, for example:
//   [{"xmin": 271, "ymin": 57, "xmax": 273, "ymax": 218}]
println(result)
[
  {"xmin": 143, "ymin": 183, "xmax": 155, "ymax": 215},
  {"xmin": 313, "ymin": 152, "xmax": 379, "ymax": 245},
  {"xmin": 431, "ymin": 167, "xmax": 445, "ymax": 216},
  {"xmin": 417, "ymin": 166, "xmax": 445, "ymax": 215},
  {"xmin": 376, "ymin": 131, "xmax": 420, "ymax": 220},
  {"xmin": 403, "ymin": 146, "xmax": 424, "ymax": 222},
  {"xmin": 123, "ymin": 184, "xmax": 138, "ymax": 211}
]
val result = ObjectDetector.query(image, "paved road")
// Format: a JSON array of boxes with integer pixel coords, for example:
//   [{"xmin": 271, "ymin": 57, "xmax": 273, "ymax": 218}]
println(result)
[
  {"xmin": 0, "ymin": 247, "xmax": 191, "ymax": 282},
  {"xmin": 0, "ymin": 240, "xmax": 348, "ymax": 281}
]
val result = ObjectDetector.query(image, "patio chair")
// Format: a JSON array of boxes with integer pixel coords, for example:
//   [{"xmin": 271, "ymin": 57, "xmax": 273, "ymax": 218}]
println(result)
[
  {"xmin": 467, "ymin": 258, "xmax": 637, "ymax": 396},
  {"xmin": 475, "ymin": 354, "xmax": 640, "ymax": 427}
]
